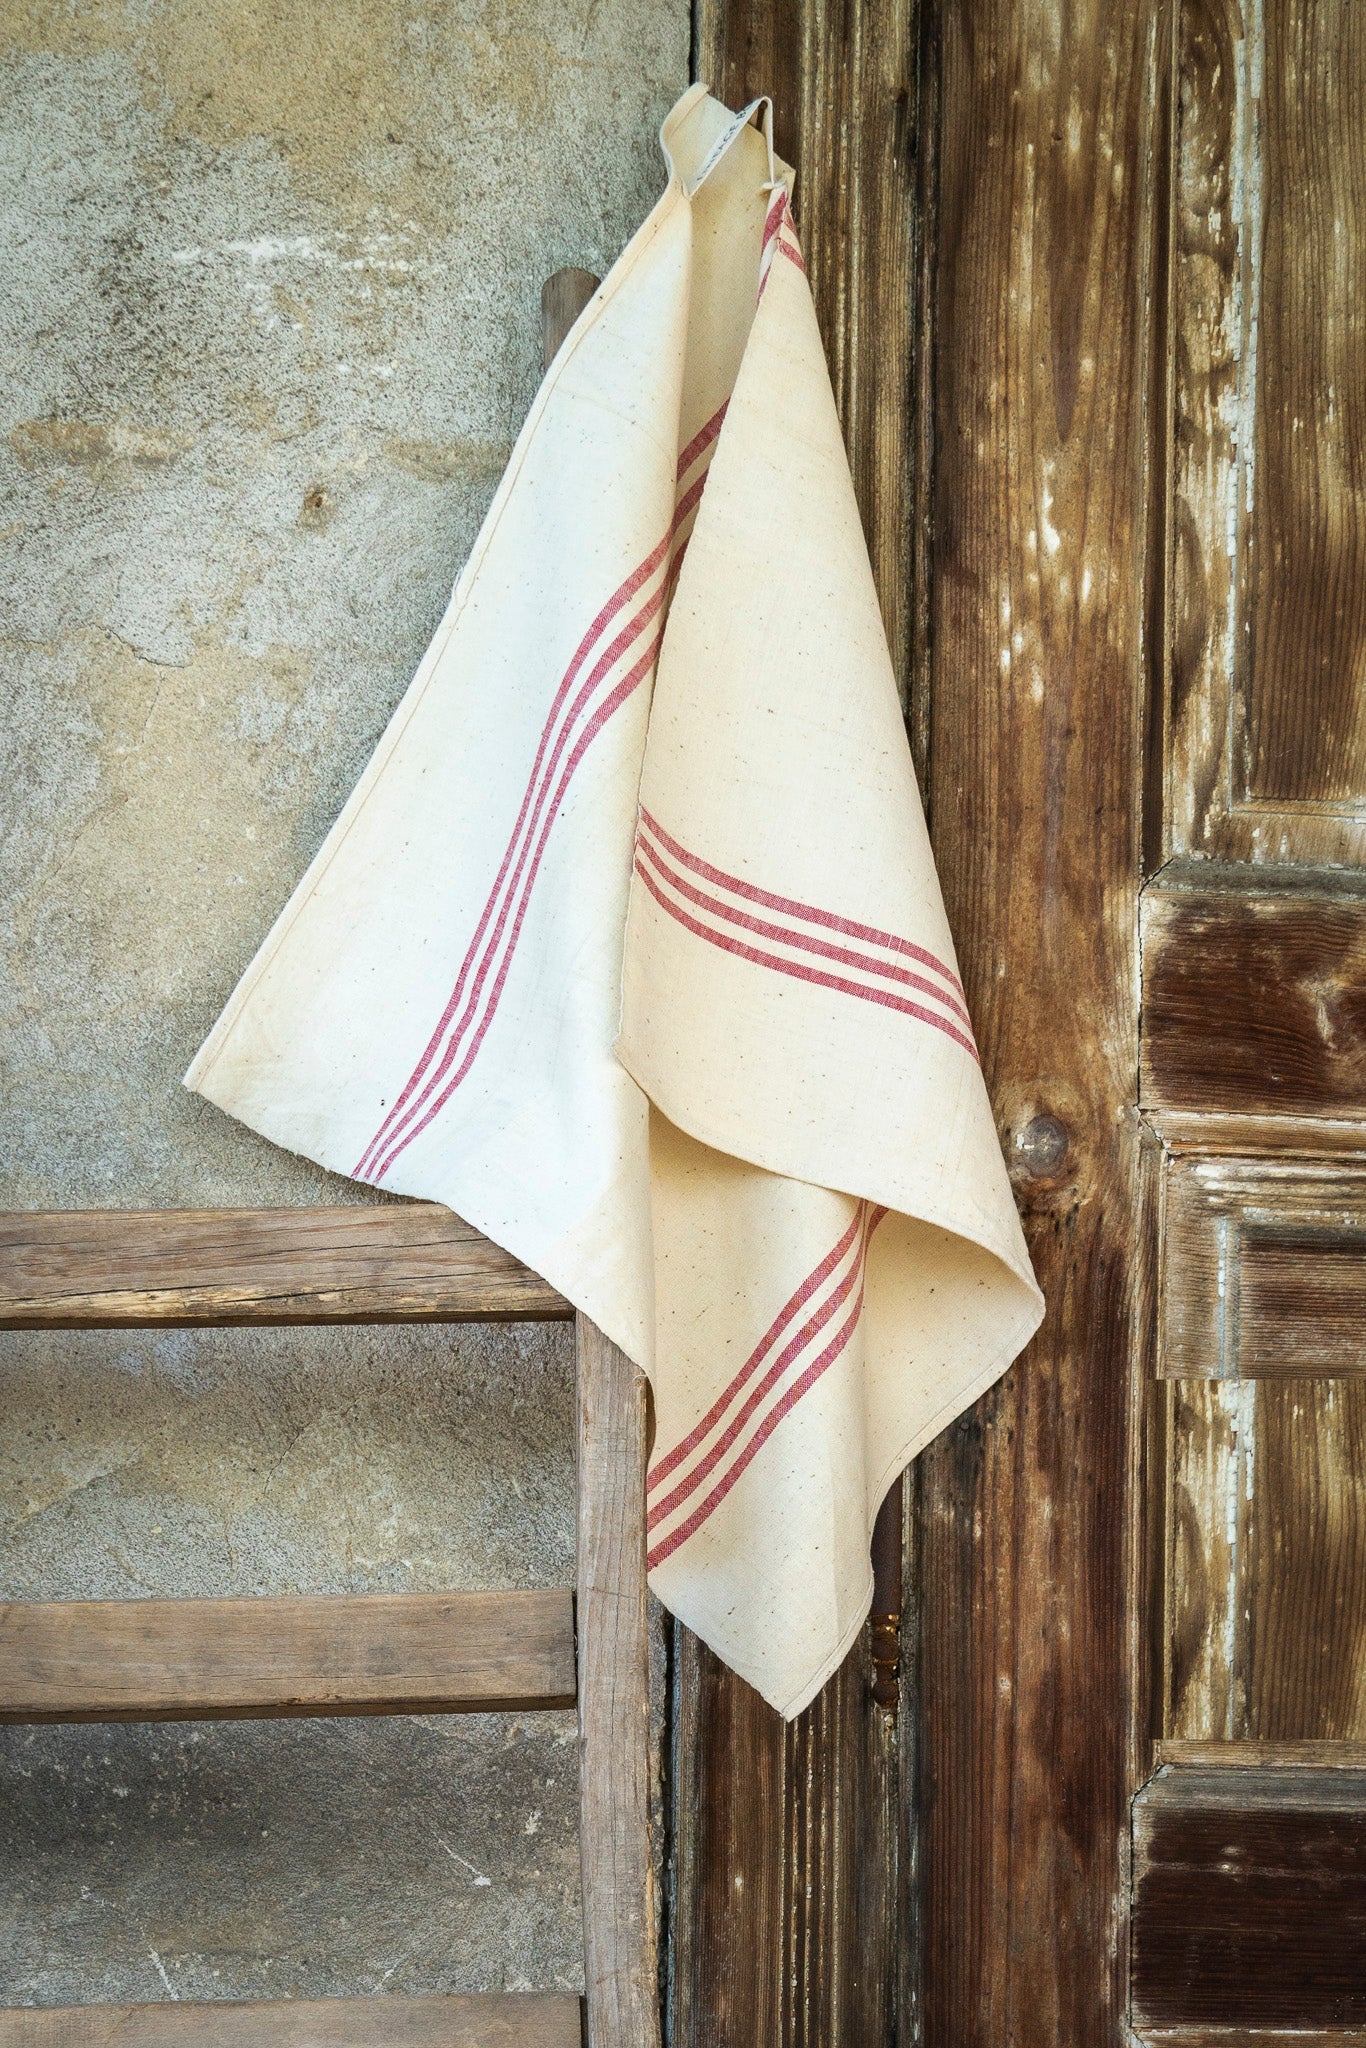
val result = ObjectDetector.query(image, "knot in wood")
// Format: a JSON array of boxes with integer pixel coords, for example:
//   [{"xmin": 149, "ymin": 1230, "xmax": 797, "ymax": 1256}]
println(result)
[{"xmin": 1014, "ymin": 1112, "xmax": 1070, "ymax": 1181}]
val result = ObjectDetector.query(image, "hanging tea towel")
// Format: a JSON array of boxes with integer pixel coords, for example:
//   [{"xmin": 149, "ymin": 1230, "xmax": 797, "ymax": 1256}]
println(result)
[{"xmin": 187, "ymin": 86, "xmax": 1043, "ymax": 1718}]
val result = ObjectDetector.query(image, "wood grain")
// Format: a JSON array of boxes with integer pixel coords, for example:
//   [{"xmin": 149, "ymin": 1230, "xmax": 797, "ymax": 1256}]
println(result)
[
  {"xmin": 575, "ymin": 1314, "xmax": 659, "ymax": 2048},
  {"xmin": 1165, "ymin": 0, "xmax": 1366, "ymax": 868},
  {"xmin": 1150, "ymin": 1112, "xmax": 1366, "ymax": 1160},
  {"xmin": 669, "ymin": 1616, "xmax": 906, "ymax": 2047},
  {"xmin": 0, "ymin": 1590, "xmax": 576, "ymax": 1724},
  {"xmin": 673, "ymin": 8, "xmax": 917, "ymax": 2045},
  {"xmin": 0, "ymin": 1208, "xmax": 570, "ymax": 1328},
  {"xmin": 1163, "ymin": 1379, "xmax": 1366, "ymax": 1741},
  {"xmin": 1249, "ymin": 0, "xmax": 1366, "ymax": 806},
  {"xmin": 1131, "ymin": 1763, "xmax": 1366, "ymax": 2031},
  {"xmin": 0, "ymin": 1996, "xmax": 582, "ymax": 2046},
  {"xmin": 667, "ymin": 1624, "xmax": 786, "ymax": 2043},
  {"xmin": 1240, "ymin": 1236, "xmax": 1366, "ymax": 1375},
  {"xmin": 918, "ymin": 1, "xmax": 1158, "ymax": 2043},
  {"xmin": 1157, "ymin": 1738, "xmax": 1366, "ymax": 1769},
  {"xmin": 1244, "ymin": 1378, "xmax": 1366, "ymax": 1740},
  {"xmin": 1164, "ymin": 0, "xmax": 1246, "ymax": 862},
  {"xmin": 1141, "ymin": 879, "xmax": 1366, "ymax": 1120},
  {"xmin": 1156, "ymin": 1148, "xmax": 1366, "ymax": 1379},
  {"xmin": 868, "ymin": 1476, "xmax": 904, "ymax": 1710},
  {"xmin": 1134, "ymin": 2034, "xmax": 1366, "ymax": 2047},
  {"xmin": 1164, "ymin": 1379, "xmax": 1243, "ymax": 1741},
  {"xmin": 542, "ymin": 267, "xmax": 598, "ymax": 369}
]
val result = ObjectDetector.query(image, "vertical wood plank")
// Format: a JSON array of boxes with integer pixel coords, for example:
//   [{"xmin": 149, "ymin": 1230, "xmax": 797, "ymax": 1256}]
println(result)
[
  {"xmin": 1249, "ymin": 0, "xmax": 1366, "ymax": 805},
  {"xmin": 576, "ymin": 1313, "xmax": 660, "ymax": 2048},
  {"xmin": 919, "ymin": 2, "xmax": 1159, "ymax": 2042},
  {"xmin": 869, "ymin": 1477, "xmax": 904, "ymax": 1711},
  {"xmin": 1165, "ymin": 0, "xmax": 1242, "ymax": 861},
  {"xmin": 1243, "ymin": 1377, "xmax": 1366, "ymax": 1741},
  {"xmin": 1165, "ymin": 1378, "xmax": 1244, "ymax": 1739},
  {"xmin": 670, "ymin": 1610, "xmax": 909, "ymax": 2045},
  {"xmin": 1166, "ymin": 0, "xmax": 1366, "ymax": 867},
  {"xmin": 669, "ymin": 1624, "xmax": 787, "ymax": 2042},
  {"xmin": 675, "ymin": 8, "xmax": 919, "ymax": 2043}
]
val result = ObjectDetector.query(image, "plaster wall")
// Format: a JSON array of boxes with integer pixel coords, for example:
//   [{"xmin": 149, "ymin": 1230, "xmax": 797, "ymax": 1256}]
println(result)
[{"xmin": 0, "ymin": 0, "xmax": 688, "ymax": 2004}]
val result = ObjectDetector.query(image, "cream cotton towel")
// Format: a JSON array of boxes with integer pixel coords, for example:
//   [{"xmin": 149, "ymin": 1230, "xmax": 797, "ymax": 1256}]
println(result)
[{"xmin": 186, "ymin": 87, "xmax": 1043, "ymax": 1717}]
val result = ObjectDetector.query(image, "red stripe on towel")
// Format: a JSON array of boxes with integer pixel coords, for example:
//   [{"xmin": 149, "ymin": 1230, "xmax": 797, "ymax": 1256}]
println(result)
[
  {"xmin": 369, "ymin": 608, "xmax": 677, "ymax": 1183},
  {"xmin": 676, "ymin": 400, "xmax": 728, "ymax": 482},
  {"xmin": 632, "ymin": 854, "xmax": 980, "ymax": 1061},
  {"xmin": 646, "ymin": 1220, "xmax": 868, "ymax": 1531},
  {"xmin": 648, "ymin": 1206, "xmax": 887, "ymax": 1570},
  {"xmin": 646, "ymin": 1209, "xmax": 865, "ymax": 1494},
  {"xmin": 634, "ymin": 830, "xmax": 975, "ymax": 1031},
  {"xmin": 356, "ymin": 461, "xmax": 716, "ymax": 1182},
  {"xmin": 637, "ymin": 805, "xmax": 965, "ymax": 1000}
]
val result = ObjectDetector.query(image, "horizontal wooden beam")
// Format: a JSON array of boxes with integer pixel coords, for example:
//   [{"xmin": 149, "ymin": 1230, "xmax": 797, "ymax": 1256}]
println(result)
[
  {"xmin": 1155, "ymin": 1738, "xmax": 1366, "ymax": 1769},
  {"xmin": 1132, "ymin": 1759, "xmax": 1366, "ymax": 2033},
  {"xmin": 0, "ymin": 1590, "xmax": 576, "ymax": 1723},
  {"xmin": 0, "ymin": 1995, "xmax": 583, "ymax": 2046},
  {"xmin": 1133, "ymin": 2033, "xmax": 1366, "ymax": 2047},
  {"xmin": 1141, "ymin": 875, "xmax": 1366, "ymax": 1119},
  {"xmin": 0, "ymin": 1208, "xmax": 571, "ymax": 1328}
]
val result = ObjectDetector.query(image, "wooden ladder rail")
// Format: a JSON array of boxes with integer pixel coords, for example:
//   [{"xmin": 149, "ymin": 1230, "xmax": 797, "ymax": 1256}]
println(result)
[
  {"xmin": 0, "ymin": 267, "xmax": 660, "ymax": 2048},
  {"xmin": 0, "ymin": 1206, "xmax": 660, "ymax": 2048}
]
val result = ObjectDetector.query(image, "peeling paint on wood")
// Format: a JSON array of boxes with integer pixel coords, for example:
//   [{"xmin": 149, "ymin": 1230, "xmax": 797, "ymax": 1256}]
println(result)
[{"xmin": 1164, "ymin": 1374, "xmax": 1366, "ymax": 1742}]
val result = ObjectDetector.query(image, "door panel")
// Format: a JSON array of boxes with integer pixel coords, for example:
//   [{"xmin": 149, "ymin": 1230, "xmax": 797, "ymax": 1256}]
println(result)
[
  {"xmin": 1132, "ymin": 1759, "xmax": 1366, "ymax": 2037},
  {"xmin": 1140, "ymin": 0, "xmax": 1366, "ymax": 2033},
  {"xmin": 672, "ymin": 0, "xmax": 1365, "ymax": 2038},
  {"xmin": 1156, "ymin": 1146, "xmax": 1366, "ymax": 1378},
  {"xmin": 1165, "ymin": 1375, "xmax": 1366, "ymax": 1741},
  {"xmin": 1141, "ymin": 881, "xmax": 1366, "ymax": 1118},
  {"xmin": 1167, "ymin": 0, "xmax": 1366, "ymax": 868}
]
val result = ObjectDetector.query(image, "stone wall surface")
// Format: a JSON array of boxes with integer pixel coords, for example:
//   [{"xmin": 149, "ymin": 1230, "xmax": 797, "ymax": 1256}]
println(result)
[
  {"xmin": 1, "ymin": 0, "xmax": 686, "ymax": 1207},
  {"xmin": 0, "ymin": 0, "xmax": 687, "ymax": 2005},
  {"xmin": 0, "ymin": 1321, "xmax": 581, "ymax": 2005}
]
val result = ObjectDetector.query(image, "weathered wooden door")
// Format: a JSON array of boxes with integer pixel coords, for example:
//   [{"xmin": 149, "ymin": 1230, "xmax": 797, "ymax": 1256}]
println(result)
[
  {"xmin": 1132, "ymin": 0, "xmax": 1366, "ymax": 2036},
  {"xmin": 672, "ymin": 1, "xmax": 1366, "ymax": 2041}
]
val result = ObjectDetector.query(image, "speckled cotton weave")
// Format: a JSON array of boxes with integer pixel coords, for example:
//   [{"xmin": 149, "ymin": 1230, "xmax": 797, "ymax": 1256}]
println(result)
[{"xmin": 188, "ymin": 88, "xmax": 1042, "ymax": 1716}]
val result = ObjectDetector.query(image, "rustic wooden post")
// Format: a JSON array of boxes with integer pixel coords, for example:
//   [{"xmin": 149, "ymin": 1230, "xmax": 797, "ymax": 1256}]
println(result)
[
  {"xmin": 575, "ymin": 1312, "xmax": 659, "ymax": 2048},
  {"xmin": 540, "ymin": 262, "xmax": 659, "ymax": 2048}
]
